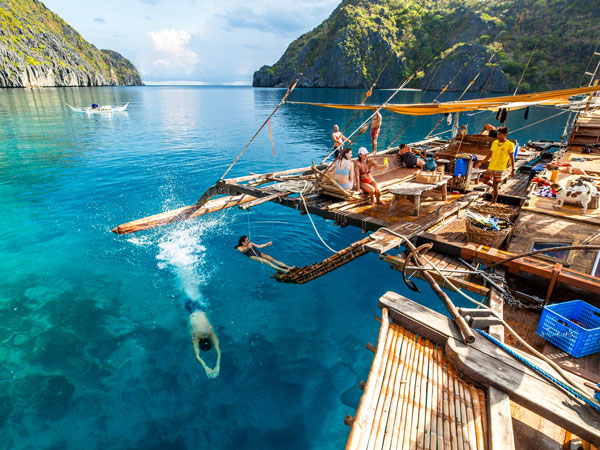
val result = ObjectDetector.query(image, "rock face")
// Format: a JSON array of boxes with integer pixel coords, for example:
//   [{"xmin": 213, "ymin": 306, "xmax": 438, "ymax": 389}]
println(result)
[
  {"xmin": 0, "ymin": 0, "xmax": 142, "ymax": 88},
  {"xmin": 254, "ymin": 0, "xmax": 600, "ymax": 92}
]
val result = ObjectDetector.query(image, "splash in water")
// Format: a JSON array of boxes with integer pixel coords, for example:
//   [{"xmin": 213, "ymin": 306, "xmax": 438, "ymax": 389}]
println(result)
[{"xmin": 156, "ymin": 216, "xmax": 223, "ymax": 304}]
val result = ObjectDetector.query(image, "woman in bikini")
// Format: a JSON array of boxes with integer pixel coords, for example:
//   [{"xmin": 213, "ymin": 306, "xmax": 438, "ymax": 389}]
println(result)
[
  {"xmin": 235, "ymin": 235, "xmax": 292, "ymax": 271},
  {"xmin": 330, "ymin": 146, "xmax": 355, "ymax": 191},
  {"xmin": 354, "ymin": 147, "xmax": 386, "ymax": 204}
]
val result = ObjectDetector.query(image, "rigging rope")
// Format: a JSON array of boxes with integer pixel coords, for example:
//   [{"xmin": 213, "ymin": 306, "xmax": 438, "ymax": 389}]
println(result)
[
  {"xmin": 272, "ymin": 180, "xmax": 338, "ymax": 253},
  {"xmin": 220, "ymin": 74, "xmax": 301, "ymax": 180}
]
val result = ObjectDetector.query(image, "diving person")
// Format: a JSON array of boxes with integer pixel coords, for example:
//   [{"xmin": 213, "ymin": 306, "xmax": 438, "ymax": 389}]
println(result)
[
  {"xmin": 235, "ymin": 235, "xmax": 292, "ymax": 271},
  {"xmin": 186, "ymin": 300, "xmax": 221, "ymax": 379}
]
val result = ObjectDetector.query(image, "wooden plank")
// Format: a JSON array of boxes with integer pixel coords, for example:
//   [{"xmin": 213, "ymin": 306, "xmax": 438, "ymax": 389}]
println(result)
[
  {"xmin": 488, "ymin": 387, "xmax": 516, "ymax": 450},
  {"xmin": 366, "ymin": 192, "xmax": 482, "ymax": 253},
  {"xmin": 238, "ymin": 191, "xmax": 288, "ymax": 210},
  {"xmin": 378, "ymin": 291, "xmax": 464, "ymax": 345},
  {"xmin": 445, "ymin": 338, "xmax": 600, "ymax": 445},
  {"xmin": 415, "ymin": 234, "xmax": 600, "ymax": 296}
]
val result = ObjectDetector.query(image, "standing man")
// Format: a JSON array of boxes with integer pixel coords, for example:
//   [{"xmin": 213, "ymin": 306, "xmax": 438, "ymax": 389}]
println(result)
[
  {"xmin": 331, "ymin": 124, "xmax": 350, "ymax": 158},
  {"xmin": 370, "ymin": 110, "xmax": 382, "ymax": 154},
  {"xmin": 475, "ymin": 127, "xmax": 515, "ymax": 204}
]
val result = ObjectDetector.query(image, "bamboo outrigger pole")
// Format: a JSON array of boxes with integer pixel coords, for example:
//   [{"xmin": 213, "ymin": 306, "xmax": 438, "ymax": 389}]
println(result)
[{"xmin": 219, "ymin": 73, "xmax": 302, "ymax": 181}]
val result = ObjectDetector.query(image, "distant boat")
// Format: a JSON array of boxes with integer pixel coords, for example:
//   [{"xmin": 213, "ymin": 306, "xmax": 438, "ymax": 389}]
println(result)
[{"xmin": 67, "ymin": 103, "xmax": 129, "ymax": 113}]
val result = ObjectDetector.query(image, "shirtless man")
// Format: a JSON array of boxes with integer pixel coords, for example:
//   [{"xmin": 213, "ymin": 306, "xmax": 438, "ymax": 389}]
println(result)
[
  {"xmin": 186, "ymin": 300, "xmax": 221, "ymax": 379},
  {"xmin": 371, "ymin": 110, "xmax": 382, "ymax": 154},
  {"xmin": 331, "ymin": 124, "xmax": 350, "ymax": 158}
]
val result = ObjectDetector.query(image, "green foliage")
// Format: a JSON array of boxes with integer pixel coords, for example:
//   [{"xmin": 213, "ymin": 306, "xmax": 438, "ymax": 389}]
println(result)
[
  {"xmin": 259, "ymin": 0, "xmax": 598, "ymax": 91},
  {"xmin": 0, "ymin": 0, "xmax": 142, "ymax": 86}
]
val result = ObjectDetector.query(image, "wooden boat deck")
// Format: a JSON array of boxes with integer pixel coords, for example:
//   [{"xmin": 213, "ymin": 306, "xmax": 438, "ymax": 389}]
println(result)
[
  {"xmin": 366, "ymin": 292, "xmax": 600, "ymax": 447},
  {"xmin": 346, "ymin": 309, "xmax": 488, "ymax": 450}
]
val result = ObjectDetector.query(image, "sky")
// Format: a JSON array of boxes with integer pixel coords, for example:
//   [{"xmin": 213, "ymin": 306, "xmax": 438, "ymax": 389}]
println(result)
[{"xmin": 42, "ymin": 0, "xmax": 340, "ymax": 84}]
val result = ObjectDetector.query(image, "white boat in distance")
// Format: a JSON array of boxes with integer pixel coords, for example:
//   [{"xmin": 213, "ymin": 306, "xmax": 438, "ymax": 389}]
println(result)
[{"xmin": 67, "ymin": 103, "xmax": 129, "ymax": 113}]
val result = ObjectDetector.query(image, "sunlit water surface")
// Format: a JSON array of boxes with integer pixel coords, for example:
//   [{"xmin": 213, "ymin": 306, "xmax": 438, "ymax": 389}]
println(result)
[{"xmin": 0, "ymin": 86, "xmax": 568, "ymax": 449}]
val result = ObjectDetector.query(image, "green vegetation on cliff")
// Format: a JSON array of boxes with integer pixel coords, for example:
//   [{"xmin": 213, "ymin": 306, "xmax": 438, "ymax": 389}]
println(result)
[
  {"xmin": 0, "ymin": 0, "xmax": 142, "ymax": 87},
  {"xmin": 253, "ymin": 0, "xmax": 600, "ymax": 92}
]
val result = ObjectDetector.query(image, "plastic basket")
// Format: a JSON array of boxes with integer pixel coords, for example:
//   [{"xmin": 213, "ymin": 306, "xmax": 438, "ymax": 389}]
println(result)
[{"xmin": 536, "ymin": 300, "xmax": 600, "ymax": 358}]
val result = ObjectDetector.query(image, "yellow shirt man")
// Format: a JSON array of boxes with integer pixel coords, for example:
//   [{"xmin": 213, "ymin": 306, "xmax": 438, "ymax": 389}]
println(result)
[{"xmin": 487, "ymin": 139, "xmax": 515, "ymax": 171}]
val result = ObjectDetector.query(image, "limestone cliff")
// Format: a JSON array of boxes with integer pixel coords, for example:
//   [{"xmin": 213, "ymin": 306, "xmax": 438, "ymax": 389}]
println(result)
[
  {"xmin": 0, "ymin": 0, "xmax": 142, "ymax": 88},
  {"xmin": 254, "ymin": 0, "xmax": 599, "ymax": 93}
]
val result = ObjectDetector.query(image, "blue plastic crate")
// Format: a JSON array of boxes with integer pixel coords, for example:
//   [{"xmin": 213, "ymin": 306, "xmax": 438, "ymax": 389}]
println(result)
[{"xmin": 536, "ymin": 300, "xmax": 600, "ymax": 358}]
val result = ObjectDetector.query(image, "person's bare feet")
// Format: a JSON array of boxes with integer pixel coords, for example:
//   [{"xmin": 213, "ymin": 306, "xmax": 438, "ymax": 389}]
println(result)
[{"xmin": 375, "ymin": 200, "xmax": 385, "ymax": 205}]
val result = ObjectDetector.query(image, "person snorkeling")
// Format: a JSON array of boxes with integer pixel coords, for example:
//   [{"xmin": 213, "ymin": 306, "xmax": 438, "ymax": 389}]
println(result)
[
  {"xmin": 186, "ymin": 300, "xmax": 221, "ymax": 379},
  {"xmin": 235, "ymin": 235, "xmax": 293, "ymax": 272}
]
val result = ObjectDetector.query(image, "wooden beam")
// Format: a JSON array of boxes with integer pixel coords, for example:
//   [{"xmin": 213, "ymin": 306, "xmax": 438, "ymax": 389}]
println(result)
[
  {"xmin": 446, "ymin": 338, "xmax": 600, "ymax": 446},
  {"xmin": 238, "ymin": 192, "xmax": 288, "ymax": 210},
  {"xmin": 416, "ymin": 233, "xmax": 600, "ymax": 296},
  {"xmin": 112, "ymin": 193, "xmax": 254, "ymax": 234},
  {"xmin": 487, "ymin": 387, "xmax": 516, "ymax": 450}
]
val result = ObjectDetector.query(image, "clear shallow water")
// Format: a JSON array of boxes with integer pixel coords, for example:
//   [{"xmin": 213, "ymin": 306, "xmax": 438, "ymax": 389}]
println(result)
[{"xmin": 0, "ymin": 86, "xmax": 569, "ymax": 449}]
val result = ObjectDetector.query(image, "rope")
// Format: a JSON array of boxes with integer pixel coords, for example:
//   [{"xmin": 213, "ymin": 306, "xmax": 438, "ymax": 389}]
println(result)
[
  {"xmin": 220, "ymin": 74, "xmax": 301, "ymax": 180},
  {"xmin": 508, "ymin": 109, "xmax": 569, "ymax": 134},
  {"xmin": 272, "ymin": 180, "xmax": 338, "ymax": 253},
  {"xmin": 476, "ymin": 329, "xmax": 600, "ymax": 412},
  {"xmin": 370, "ymin": 227, "xmax": 597, "ymax": 404}
]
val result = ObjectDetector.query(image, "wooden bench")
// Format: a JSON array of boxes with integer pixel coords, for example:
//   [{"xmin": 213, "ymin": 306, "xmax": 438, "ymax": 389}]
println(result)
[{"xmin": 388, "ymin": 177, "xmax": 449, "ymax": 216}]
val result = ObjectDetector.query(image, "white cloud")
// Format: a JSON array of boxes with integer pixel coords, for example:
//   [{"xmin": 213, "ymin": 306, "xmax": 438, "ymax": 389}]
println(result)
[{"xmin": 148, "ymin": 28, "xmax": 199, "ymax": 75}]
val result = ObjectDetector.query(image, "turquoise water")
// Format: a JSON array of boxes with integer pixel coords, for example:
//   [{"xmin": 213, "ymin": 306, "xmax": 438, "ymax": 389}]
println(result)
[{"xmin": 0, "ymin": 86, "xmax": 569, "ymax": 449}]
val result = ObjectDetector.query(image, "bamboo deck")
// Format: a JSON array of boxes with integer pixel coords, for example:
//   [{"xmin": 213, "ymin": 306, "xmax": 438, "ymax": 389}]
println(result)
[{"xmin": 346, "ymin": 309, "xmax": 488, "ymax": 450}]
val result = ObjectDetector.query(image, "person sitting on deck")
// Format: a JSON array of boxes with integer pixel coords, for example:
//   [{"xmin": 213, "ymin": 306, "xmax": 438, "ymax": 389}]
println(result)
[
  {"xmin": 475, "ymin": 127, "xmax": 515, "ymax": 204},
  {"xmin": 397, "ymin": 144, "xmax": 426, "ymax": 169},
  {"xmin": 235, "ymin": 235, "xmax": 292, "ymax": 271},
  {"xmin": 371, "ymin": 110, "xmax": 383, "ymax": 154},
  {"xmin": 186, "ymin": 300, "xmax": 221, "ymax": 379},
  {"xmin": 355, "ymin": 147, "xmax": 386, "ymax": 204},
  {"xmin": 480, "ymin": 123, "xmax": 498, "ymax": 138},
  {"xmin": 330, "ymin": 147, "xmax": 355, "ymax": 191},
  {"xmin": 331, "ymin": 124, "xmax": 350, "ymax": 158}
]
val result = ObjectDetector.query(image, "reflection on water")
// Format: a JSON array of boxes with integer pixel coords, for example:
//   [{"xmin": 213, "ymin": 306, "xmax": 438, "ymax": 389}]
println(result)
[{"xmin": 0, "ymin": 86, "xmax": 570, "ymax": 449}]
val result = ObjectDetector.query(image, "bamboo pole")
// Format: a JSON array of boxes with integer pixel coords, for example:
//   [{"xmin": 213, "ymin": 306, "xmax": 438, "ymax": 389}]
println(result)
[
  {"xmin": 411, "ymin": 252, "xmax": 475, "ymax": 345},
  {"xmin": 428, "ymin": 344, "xmax": 440, "ymax": 450},
  {"xmin": 347, "ymin": 308, "xmax": 390, "ymax": 450},
  {"xmin": 220, "ymin": 74, "xmax": 301, "ymax": 180},
  {"xmin": 435, "ymin": 348, "xmax": 449, "ymax": 450},
  {"xmin": 408, "ymin": 336, "xmax": 426, "ymax": 450},
  {"xmin": 445, "ymin": 363, "xmax": 459, "ymax": 450},
  {"xmin": 477, "ymin": 391, "xmax": 487, "ymax": 450},
  {"xmin": 421, "ymin": 341, "xmax": 434, "ymax": 450},
  {"xmin": 368, "ymin": 323, "xmax": 401, "ymax": 450},
  {"xmin": 389, "ymin": 330, "xmax": 417, "ymax": 450},
  {"xmin": 461, "ymin": 381, "xmax": 477, "ymax": 450},
  {"xmin": 470, "ymin": 385, "xmax": 486, "ymax": 450},
  {"xmin": 398, "ymin": 335, "xmax": 420, "ymax": 450},
  {"xmin": 238, "ymin": 191, "xmax": 288, "ymax": 210},
  {"xmin": 382, "ymin": 327, "xmax": 410, "ymax": 450},
  {"xmin": 449, "ymin": 366, "xmax": 465, "ymax": 450}
]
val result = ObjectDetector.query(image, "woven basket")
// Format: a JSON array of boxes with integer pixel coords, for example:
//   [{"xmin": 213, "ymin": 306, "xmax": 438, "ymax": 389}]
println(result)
[
  {"xmin": 466, "ymin": 219, "xmax": 511, "ymax": 248},
  {"xmin": 416, "ymin": 171, "xmax": 444, "ymax": 184},
  {"xmin": 469, "ymin": 203, "xmax": 518, "ymax": 222}
]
